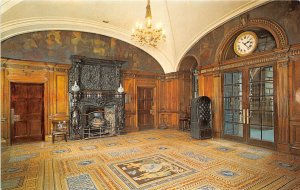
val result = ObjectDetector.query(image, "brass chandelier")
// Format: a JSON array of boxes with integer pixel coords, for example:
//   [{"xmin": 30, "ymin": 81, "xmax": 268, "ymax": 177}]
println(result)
[{"xmin": 131, "ymin": 0, "xmax": 166, "ymax": 47}]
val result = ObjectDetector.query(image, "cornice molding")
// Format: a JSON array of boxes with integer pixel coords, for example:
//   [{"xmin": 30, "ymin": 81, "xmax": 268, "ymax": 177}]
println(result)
[
  {"xmin": 1, "ymin": 17, "xmax": 175, "ymax": 74},
  {"xmin": 201, "ymin": 46, "xmax": 300, "ymax": 74}
]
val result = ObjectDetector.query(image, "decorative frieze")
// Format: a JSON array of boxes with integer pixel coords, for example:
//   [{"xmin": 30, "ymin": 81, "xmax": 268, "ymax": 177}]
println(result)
[{"xmin": 201, "ymin": 45, "xmax": 300, "ymax": 74}]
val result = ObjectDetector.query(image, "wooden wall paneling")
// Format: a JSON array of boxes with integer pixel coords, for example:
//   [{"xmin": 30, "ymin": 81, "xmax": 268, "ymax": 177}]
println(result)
[
  {"xmin": 158, "ymin": 73, "xmax": 180, "ymax": 130},
  {"xmin": 289, "ymin": 121, "xmax": 300, "ymax": 154},
  {"xmin": 1, "ymin": 59, "xmax": 70, "ymax": 144},
  {"xmin": 204, "ymin": 74, "xmax": 214, "ymax": 99},
  {"xmin": 289, "ymin": 57, "xmax": 300, "ymax": 121},
  {"xmin": 198, "ymin": 73, "xmax": 214, "ymax": 99},
  {"xmin": 178, "ymin": 72, "xmax": 192, "ymax": 115},
  {"xmin": 123, "ymin": 71, "xmax": 161, "ymax": 131},
  {"xmin": 212, "ymin": 73, "xmax": 222, "ymax": 137},
  {"xmin": 48, "ymin": 67, "xmax": 54, "ymax": 136},
  {"xmin": 199, "ymin": 74, "xmax": 205, "ymax": 96},
  {"xmin": 54, "ymin": 72, "xmax": 69, "ymax": 114},
  {"xmin": 276, "ymin": 59, "xmax": 290, "ymax": 152},
  {"xmin": 136, "ymin": 77, "xmax": 158, "ymax": 129},
  {"xmin": 123, "ymin": 76, "xmax": 136, "ymax": 132},
  {"xmin": 289, "ymin": 57, "xmax": 300, "ymax": 154},
  {"xmin": 1, "ymin": 68, "xmax": 7, "ymax": 142},
  {"xmin": 49, "ymin": 68, "xmax": 70, "ymax": 136}
]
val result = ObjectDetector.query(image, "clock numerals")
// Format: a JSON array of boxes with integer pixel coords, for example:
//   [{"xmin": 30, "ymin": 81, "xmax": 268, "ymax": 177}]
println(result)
[{"xmin": 234, "ymin": 31, "xmax": 258, "ymax": 56}]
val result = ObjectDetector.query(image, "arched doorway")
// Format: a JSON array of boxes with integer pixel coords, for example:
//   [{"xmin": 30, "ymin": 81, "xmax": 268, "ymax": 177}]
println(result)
[{"xmin": 178, "ymin": 56, "xmax": 198, "ymax": 123}]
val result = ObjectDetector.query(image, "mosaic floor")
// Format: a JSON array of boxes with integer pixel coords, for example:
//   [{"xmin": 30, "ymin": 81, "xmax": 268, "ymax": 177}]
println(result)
[{"xmin": 1, "ymin": 129, "xmax": 300, "ymax": 190}]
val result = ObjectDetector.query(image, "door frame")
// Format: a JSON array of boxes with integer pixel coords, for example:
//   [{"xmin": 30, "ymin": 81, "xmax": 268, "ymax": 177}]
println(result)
[
  {"xmin": 135, "ymin": 85, "xmax": 157, "ymax": 130},
  {"xmin": 221, "ymin": 61, "xmax": 278, "ymax": 149},
  {"xmin": 10, "ymin": 82, "xmax": 45, "ymax": 143},
  {"xmin": 5, "ymin": 79, "xmax": 49, "ymax": 145}
]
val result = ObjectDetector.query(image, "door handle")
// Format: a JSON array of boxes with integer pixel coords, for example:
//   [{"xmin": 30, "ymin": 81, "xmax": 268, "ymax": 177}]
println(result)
[
  {"xmin": 243, "ymin": 109, "xmax": 246, "ymax": 124},
  {"xmin": 246, "ymin": 109, "xmax": 249, "ymax": 124},
  {"xmin": 10, "ymin": 108, "xmax": 15, "ymax": 126},
  {"xmin": 14, "ymin": 115, "xmax": 21, "ymax": 122}
]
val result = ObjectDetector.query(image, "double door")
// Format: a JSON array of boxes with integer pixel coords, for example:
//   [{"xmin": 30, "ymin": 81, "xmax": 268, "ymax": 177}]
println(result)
[{"xmin": 223, "ymin": 64, "xmax": 275, "ymax": 147}]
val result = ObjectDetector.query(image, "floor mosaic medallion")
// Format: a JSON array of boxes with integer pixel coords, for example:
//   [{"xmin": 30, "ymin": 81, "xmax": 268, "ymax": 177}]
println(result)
[
  {"xmin": 1, "ymin": 129, "xmax": 300, "ymax": 190},
  {"xmin": 109, "ymin": 154, "xmax": 197, "ymax": 189}
]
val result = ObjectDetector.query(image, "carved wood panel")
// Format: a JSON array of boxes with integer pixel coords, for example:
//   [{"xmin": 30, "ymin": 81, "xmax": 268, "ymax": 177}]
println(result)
[
  {"xmin": 276, "ymin": 60, "xmax": 289, "ymax": 146},
  {"xmin": 290, "ymin": 121, "xmax": 300, "ymax": 154},
  {"xmin": 289, "ymin": 57, "xmax": 300, "ymax": 121},
  {"xmin": 10, "ymin": 83, "xmax": 44, "ymax": 143},
  {"xmin": 1, "ymin": 58, "xmax": 71, "ymax": 144}
]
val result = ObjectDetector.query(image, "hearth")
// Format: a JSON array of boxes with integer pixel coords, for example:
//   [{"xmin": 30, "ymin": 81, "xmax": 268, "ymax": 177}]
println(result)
[{"xmin": 69, "ymin": 56, "xmax": 126, "ymax": 139}]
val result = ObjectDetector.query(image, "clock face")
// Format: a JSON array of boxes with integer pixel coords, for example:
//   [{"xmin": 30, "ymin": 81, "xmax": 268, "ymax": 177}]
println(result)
[{"xmin": 234, "ymin": 31, "xmax": 258, "ymax": 57}]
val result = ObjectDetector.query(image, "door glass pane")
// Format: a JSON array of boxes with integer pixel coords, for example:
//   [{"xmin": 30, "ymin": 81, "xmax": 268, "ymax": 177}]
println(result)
[
  {"xmin": 224, "ymin": 86, "xmax": 233, "ymax": 97},
  {"xmin": 224, "ymin": 73, "xmax": 233, "ymax": 84},
  {"xmin": 223, "ymin": 72, "xmax": 243, "ymax": 137},
  {"xmin": 224, "ymin": 123, "xmax": 233, "ymax": 135},
  {"xmin": 233, "ymin": 72, "xmax": 242, "ymax": 83},
  {"xmin": 250, "ymin": 125, "xmax": 261, "ymax": 140},
  {"xmin": 249, "ymin": 66, "xmax": 274, "ymax": 143}
]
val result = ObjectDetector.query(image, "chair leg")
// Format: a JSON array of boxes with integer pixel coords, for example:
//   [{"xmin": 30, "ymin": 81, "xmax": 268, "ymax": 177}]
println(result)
[
  {"xmin": 65, "ymin": 134, "xmax": 67, "ymax": 142},
  {"xmin": 52, "ymin": 135, "xmax": 55, "ymax": 144}
]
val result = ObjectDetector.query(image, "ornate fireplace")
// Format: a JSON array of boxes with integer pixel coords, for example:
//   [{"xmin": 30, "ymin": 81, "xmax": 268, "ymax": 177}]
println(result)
[{"xmin": 69, "ymin": 55, "xmax": 126, "ymax": 139}]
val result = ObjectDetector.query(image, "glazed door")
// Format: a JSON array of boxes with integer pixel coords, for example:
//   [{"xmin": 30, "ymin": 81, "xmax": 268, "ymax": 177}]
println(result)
[
  {"xmin": 138, "ymin": 87, "xmax": 154, "ymax": 130},
  {"xmin": 223, "ymin": 65, "xmax": 275, "ymax": 147},
  {"xmin": 223, "ymin": 71, "xmax": 245, "ymax": 141},
  {"xmin": 248, "ymin": 66, "xmax": 275, "ymax": 147},
  {"xmin": 11, "ymin": 83, "xmax": 44, "ymax": 143}
]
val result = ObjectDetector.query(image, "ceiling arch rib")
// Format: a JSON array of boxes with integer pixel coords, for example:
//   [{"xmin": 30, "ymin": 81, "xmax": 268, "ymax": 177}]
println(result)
[
  {"xmin": 1, "ymin": 17, "xmax": 175, "ymax": 74},
  {"xmin": 1, "ymin": 0, "xmax": 270, "ymax": 73}
]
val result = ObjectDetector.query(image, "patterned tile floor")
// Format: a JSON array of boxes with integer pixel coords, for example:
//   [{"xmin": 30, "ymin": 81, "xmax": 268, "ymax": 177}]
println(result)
[{"xmin": 1, "ymin": 129, "xmax": 300, "ymax": 190}]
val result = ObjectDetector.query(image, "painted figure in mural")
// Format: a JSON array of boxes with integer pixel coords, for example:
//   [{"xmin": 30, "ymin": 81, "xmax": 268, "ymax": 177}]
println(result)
[
  {"xmin": 46, "ymin": 32, "xmax": 62, "ymax": 59},
  {"xmin": 132, "ymin": 53, "xmax": 140, "ymax": 69},
  {"xmin": 71, "ymin": 32, "xmax": 82, "ymax": 54},
  {"xmin": 283, "ymin": 3, "xmax": 300, "ymax": 43},
  {"xmin": 93, "ymin": 38, "xmax": 106, "ymax": 57},
  {"xmin": 2, "ymin": 30, "xmax": 164, "ymax": 73},
  {"xmin": 110, "ymin": 38, "xmax": 117, "ymax": 58},
  {"xmin": 199, "ymin": 42, "xmax": 212, "ymax": 66}
]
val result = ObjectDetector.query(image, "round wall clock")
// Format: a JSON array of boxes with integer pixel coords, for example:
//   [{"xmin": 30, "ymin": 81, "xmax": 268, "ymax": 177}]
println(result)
[{"xmin": 234, "ymin": 31, "xmax": 258, "ymax": 57}]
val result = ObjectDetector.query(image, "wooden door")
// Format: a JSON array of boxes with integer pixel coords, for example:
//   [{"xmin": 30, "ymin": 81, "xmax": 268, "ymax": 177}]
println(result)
[
  {"xmin": 138, "ymin": 87, "xmax": 154, "ymax": 130},
  {"xmin": 11, "ymin": 83, "xmax": 44, "ymax": 143}
]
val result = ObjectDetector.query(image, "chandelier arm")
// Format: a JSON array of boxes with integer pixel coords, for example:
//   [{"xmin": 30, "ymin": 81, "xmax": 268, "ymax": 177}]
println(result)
[{"xmin": 131, "ymin": 0, "xmax": 165, "ymax": 47}]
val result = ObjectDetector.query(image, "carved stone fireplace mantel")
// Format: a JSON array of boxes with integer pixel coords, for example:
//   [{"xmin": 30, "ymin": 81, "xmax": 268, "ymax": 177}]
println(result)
[{"xmin": 69, "ymin": 55, "xmax": 126, "ymax": 139}]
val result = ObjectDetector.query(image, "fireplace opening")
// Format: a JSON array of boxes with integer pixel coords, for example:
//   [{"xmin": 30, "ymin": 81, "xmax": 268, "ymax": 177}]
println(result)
[{"xmin": 83, "ymin": 107, "xmax": 112, "ymax": 139}]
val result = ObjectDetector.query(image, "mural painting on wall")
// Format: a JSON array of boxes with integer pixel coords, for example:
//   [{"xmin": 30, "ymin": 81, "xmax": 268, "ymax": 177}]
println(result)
[
  {"xmin": 1, "ymin": 31, "xmax": 164, "ymax": 74},
  {"xmin": 186, "ymin": 1, "xmax": 300, "ymax": 66}
]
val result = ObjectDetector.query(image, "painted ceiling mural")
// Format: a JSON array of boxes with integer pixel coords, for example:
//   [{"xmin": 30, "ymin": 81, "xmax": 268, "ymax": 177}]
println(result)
[
  {"xmin": 1, "ymin": 31, "xmax": 164, "ymax": 74},
  {"xmin": 186, "ymin": 1, "xmax": 300, "ymax": 66}
]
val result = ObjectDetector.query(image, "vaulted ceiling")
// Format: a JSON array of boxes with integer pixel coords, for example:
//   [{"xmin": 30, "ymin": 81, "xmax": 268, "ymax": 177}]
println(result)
[{"xmin": 1, "ymin": 0, "xmax": 268, "ymax": 73}]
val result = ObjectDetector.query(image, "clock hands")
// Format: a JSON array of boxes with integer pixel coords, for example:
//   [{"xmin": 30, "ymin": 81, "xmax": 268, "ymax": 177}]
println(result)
[{"xmin": 242, "ymin": 40, "xmax": 252, "ymax": 50}]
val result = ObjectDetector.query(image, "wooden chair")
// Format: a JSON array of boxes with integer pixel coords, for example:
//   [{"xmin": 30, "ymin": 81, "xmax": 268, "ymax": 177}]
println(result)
[{"xmin": 52, "ymin": 120, "xmax": 68, "ymax": 143}]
